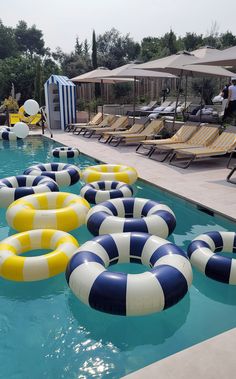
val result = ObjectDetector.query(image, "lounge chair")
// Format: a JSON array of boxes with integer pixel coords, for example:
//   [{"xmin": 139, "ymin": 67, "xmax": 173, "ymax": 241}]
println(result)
[
  {"xmin": 136, "ymin": 123, "xmax": 199, "ymax": 156},
  {"xmin": 71, "ymin": 112, "xmax": 104, "ymax": 134},
  {"xmin": 149, "ymin": 124, "xmax": 219, "ymax": 162},
  {"xmin": 169, "ymin": 131, "xmax": 236, "ymax": 169},
  {"xmin": 99, "ymin": 123, "xmax": 145, "ymax": 144},
  {"xmin": 74, "ymin": 114, "xmax": 116, "ymax": 135},
  {"xmin": 109, "ymin": 119, "xmax": 164, "ymax": 147},
  {"xmin": 227, "ymin": 150, "xmax": 236, "ymax": 183},
  {"xmin": 83, "ymin": 116, "xmax": 129, "ymax": 138}
]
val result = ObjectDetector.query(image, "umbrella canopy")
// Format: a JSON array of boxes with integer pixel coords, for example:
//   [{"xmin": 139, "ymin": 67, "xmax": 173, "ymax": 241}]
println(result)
[
  {"xmin": 190, "ymin": 46, "xmax": 220, "ymax": 59},
  {"xmin": 99, "ymin": 63, "xmax": 177, "ymax": 122},
  {"xmin": 71, "ymin": 67, "xmax": 134, "ymax": 84},
  {"xmin": 102, "ymin": 63, "xmax": 177, "ymax": 79},
  {"xmin": 137, "ymin": 51, "xmax": 198, "ymax": 75},
  {"xmin": 190, "ymin": 46, "xmax": 236, "ymax": 67}
]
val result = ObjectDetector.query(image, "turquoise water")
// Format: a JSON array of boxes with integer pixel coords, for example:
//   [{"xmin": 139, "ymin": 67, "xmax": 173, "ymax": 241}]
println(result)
[{"xmin": 0, "ymin": 136, "xmax": 236, "ymax": 379}]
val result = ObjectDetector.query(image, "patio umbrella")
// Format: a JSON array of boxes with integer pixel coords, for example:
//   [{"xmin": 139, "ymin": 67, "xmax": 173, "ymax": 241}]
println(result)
[
  {"xmin": 101, "ymin": 63, "xmax": 177, "ymax": 123},
  {"xmin": 137, "ymin": 51, "xmax": 236, "ymax": 125},
  {"xmin": 190, "ymin": 46, "xmax": 220, "ymax": 59},
  {"xmin": 190, "ymin": 46, "xmax": 236, "ymax": 67},
  {"xmin": 71, "ymin": 67, "xmax": 134, "ymax": 118}
]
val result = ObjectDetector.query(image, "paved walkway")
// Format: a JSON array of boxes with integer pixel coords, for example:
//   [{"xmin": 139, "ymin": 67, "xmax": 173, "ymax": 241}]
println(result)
[{"xmin": 40, "ymin": 129, "xmax": 236, "ymax": 221}]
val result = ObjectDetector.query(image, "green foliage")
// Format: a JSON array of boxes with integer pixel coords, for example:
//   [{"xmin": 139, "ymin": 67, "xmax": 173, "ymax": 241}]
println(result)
[
  {"xmin": 0, "ymin": 20, "xmax": 17, "ymax": 59},
  {"xmin": 15, "ymin": 20, "xmax": 45, "ymax": 57},
  {"xmin": 182, "ymin": 33, "xmax": 203, "ymax": 51},
  {"xmin": 0, "ymin": 96, "xmax": 19, "ymax": 112}
]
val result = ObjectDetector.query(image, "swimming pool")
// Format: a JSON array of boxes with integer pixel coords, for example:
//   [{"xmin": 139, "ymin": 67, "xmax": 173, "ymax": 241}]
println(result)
[{"xmin": 0, "ymin": 136, "xmax": 236, "ymax": 379}]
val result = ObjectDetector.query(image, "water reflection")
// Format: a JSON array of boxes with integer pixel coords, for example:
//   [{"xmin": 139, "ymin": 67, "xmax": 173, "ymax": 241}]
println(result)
[
  {"xmin": 67, "ymin": 292, "xmax": 190, "ymax": 350},
  {"xmin": 193, "ymin": 268, "xmax": 236, "ymax": 305}
]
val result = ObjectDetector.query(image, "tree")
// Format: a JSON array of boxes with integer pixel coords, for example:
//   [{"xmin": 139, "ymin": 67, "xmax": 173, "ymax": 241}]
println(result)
[
  {"xmin": 182, "ymin": 33, "xmax": 203, "ymax": 52},
  {"xmin": 159, "ymin": 30, "xmax": 178, "ymax": 55},
  {"xmin": 96, "ymin": 28, "xmax": 140, "ymax": 69},
  {"xmin": 219, "ymin": 31, "xmax": 236, "ymax": 49},
  {"xmin": 75, "ymin": 37, "xmax": 83, "ymax": 55},
  {"xmin": 92, "ymin": 30, "xmax": 98, "ymax": 69},
  {"xmin": 140, "ymin": 37, "xmax": 160, "ymax": 62},
  {"xmin": 0, "ymin": 20, "xmax": 17, "ymax": 59},
  {"xmin": 15, "ymin": 20, "xmax": 45, "ymax": 57}
]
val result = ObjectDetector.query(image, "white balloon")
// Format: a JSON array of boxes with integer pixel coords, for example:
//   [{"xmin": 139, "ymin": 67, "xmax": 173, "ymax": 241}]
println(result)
[
  {"xmin": 13, "ymin": 122, "xmax": 29, "ymax": 139},
  {"xmin": 24, "ymin": 99, "xmax": 39, "ymax": 116}
]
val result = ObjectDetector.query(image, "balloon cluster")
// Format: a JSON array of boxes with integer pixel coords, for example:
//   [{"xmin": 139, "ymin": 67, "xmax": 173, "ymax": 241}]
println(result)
[{"xmin": 14, "ymin": 99, "xmax": 40, "ymax": 139}]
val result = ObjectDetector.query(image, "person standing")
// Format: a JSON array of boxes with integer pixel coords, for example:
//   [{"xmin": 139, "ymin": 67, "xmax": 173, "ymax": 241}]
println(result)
[
  {"xmin": 220, "ymin": 83, "xmax": 230, "ymax": 113},
  {"xmin": 222, "ymin": 78, "xmax": 236, "ymax": 123}
]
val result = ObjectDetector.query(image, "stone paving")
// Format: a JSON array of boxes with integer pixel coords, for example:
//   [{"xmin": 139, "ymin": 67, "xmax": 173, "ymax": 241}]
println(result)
[{"xmin": 39, "ymin": 129, "xmax": 236, "ymax": 221}]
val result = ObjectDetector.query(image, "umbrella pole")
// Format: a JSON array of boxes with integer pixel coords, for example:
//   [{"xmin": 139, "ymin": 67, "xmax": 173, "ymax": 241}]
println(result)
[
  {"xmin": 132, "ymin": 76, "xmax": 137, "ymax": 125},
  {"xmin": 184, "ymin": 75, "xmax": 188, "ymax": 108},
  {"xmin": 200, "ymin": 77, "xmax": 204, "ymax": 123},
  {"xmin": 172, "ymin": 70, "xmax": 183, "ymax": 130},
  {"xmin": 101, "ymin": 79, "xmax": 104, "ymax": 120}
]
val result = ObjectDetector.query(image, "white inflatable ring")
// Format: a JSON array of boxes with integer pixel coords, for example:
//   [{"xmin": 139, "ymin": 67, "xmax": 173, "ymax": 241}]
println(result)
[
  {"xmin": 23, "ymin": 162, "xmax": 81, "ymax": 186},
  {"xmin": 82, "ymin": 164, "xmax": 138, "ymax": 185},
  {"xmin": 0, "ymin": 229, "xmax": 79, "ymax": 281},
  {"xmin": 0, "ymin": 175, "xmax": 59, "ymax": 208},
  {"xmin": 52, "ymin": 147, "xmax": 80, "ymax": 158},
  {"xmin": 188, "ymin": 231, "xmax": 236, "ymax": 284},
  {"xmin": 6, "ymin": 192, "xmax": 90, "ymax": 232},
  {"xmin": 80, "ymin": 180, "xmax": 133, "ymax": 204},
  {"xmin": 66, "ymin": 232, "xmax": 192, "ymax": 316},
  {"xmin": 86, "ymin": 197, "xmax": 176, "ymax": 238},
  {"xmin": 0, "ymin": 127, "xmax": 18, "ymax": 141}
]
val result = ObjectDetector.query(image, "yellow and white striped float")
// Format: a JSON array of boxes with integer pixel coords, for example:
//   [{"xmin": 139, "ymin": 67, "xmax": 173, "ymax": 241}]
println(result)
[
  {"xmin": 82, "ymin": 164, "xmax": 138, "ymax": 185},
  {"xmin": 6, "ymin": 192, "xmax": 90, "ymax": 232},
  {"xmin": 0, "ymin": 229, "xmax": 79, "ymax": 281}
]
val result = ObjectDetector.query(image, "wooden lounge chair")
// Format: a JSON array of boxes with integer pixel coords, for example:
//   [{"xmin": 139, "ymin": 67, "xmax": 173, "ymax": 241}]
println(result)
[
  {"xmin": 83, "ymin": 116, "xmax": 129, "ymax": 138},
  {"xmin": 65, "ymin": 112, "xmax": 102, "ymax": 133},
  {"xmin": 136, "ymin": 123, "xmax": 198, "ymax": 156},
  {"xmin": 100, "ymin": 123, "xmax": 145, "ymax": 144},
  {"xmin": 109, "ymin": 119, "xmax": 164, "ymax": 147},
  {"xmin": 149, "ymin": 125, "xmax": 219, "ymax": 162},
  {"xmin": 169, "ymin": 131, "xmax": 236, "ymax": 169},
  {"xmin": 74, "ymin": 114, "xmax": 116, "ymax": 135}
]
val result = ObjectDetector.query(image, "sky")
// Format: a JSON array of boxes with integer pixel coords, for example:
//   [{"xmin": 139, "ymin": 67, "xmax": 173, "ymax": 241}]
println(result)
[{"xmin": 1, "ymin": 0, "xmax": 236, "ymax": 53}]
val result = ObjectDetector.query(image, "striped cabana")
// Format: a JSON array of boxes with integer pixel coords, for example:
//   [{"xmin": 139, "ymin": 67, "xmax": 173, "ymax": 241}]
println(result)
[{"xmin": 44, "ymin": 75, "xmax": 76, "ymax": 131}]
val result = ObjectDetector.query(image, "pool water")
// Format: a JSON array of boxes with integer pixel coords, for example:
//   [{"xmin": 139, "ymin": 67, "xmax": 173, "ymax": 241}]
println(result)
[{"xmin": 0, "ymin": 136, "xmax": 236, "ymax": 379}]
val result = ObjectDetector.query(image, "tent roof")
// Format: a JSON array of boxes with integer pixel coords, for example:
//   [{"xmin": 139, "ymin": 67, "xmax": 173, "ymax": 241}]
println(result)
[{"xmin": 46, "ymin": 75, "xmax": 75, "ymax": 86}]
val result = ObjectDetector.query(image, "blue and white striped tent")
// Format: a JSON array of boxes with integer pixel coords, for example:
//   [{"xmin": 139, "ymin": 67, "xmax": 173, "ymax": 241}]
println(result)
[{"xmin": 44, "ymin": 75, "xmax": 76, "ymax": 131}]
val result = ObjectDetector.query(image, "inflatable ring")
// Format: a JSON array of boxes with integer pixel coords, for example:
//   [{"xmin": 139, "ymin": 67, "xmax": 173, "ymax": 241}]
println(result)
[
  {"xmin": 86, "ymin": 197, "xmax": 176, "ymax": 238},
  {"xmin": 23, "ymin": 162, "xmax": 81, "ymax": 186},
  {"xmin": 0, "ymin": 175, "xmax": 59, "ymax": 208},
  {"xmin": 66, "ymin": 232, "xmax": 192, "ymax": 315},
  {"xmin": 82, "ymin": 164, "xmax": 138, "ymax": 185},
  {"xmin": 0, "ymin": 127, "xmax": 18, "ymax": 141},
  {"xmin": 0, "ymin": 229, "xmax": 79, "ymax": 281},
  {"xmin": 18, "ymin": 105, "xmax": 33, "ymax": 123},
  {"xmin": 6, "ymin": 192, "xmax": 90, "ymax": 232},
  {"xmin": 52, "ymin": 147, "xmax": 80, "ymax": 158},
  {"xmin": 80, "ymin": 180, "xmax": 133, "ymax": 204},
  {"xmin": 187, "ymin": 231, "xmax": 236, "ymax": 284}
]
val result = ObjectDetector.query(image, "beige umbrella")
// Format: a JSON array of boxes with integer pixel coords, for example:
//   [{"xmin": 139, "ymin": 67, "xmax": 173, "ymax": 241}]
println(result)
[
  {"xmin": 190, "ymin": 46, "xmax": 220, "ymax": 59},
  {"xmin": 101, "ymin": 63, "xmax": 177, "ymax": 122},
  {"xmin": 137, "ymin": 52, "xmax": 236, "ymax": 124},
  {"xmin": 191, "ymin": 46, "xmax": 236, "ymax": 67},
  {"xmin": 71, "ymin": 67, "xmax": 134, "ymax": 118}
]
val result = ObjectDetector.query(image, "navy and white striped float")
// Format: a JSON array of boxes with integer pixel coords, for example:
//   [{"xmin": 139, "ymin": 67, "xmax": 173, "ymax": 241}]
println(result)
[
  {"xmin": 23, "ymin": 162, "xmax": 81, "ymax": 187},
  {"xmin": 66, "ymin": 232, "xmax": 192, "ymax": 316},
  {"xmin": 80, "ymin": 181, "xmax": 133, "ymax": 204},
  {"xmin": 187, "ymin": 231, "xmax": 236, "ymax": 284},
  {"xmin": 0, "ymin": 175, "xmax": 59, "ymax": 208},
  {"xmin": 86, "ymin": 197, "xmax": 176, "ymax": 238},
  {"xmin": 52, "ymin": 147, "xmax": 80, "ymax": 158},
  {"xmin": 0, "ymin": 127, "xmax": 18, "ymax": 141}
]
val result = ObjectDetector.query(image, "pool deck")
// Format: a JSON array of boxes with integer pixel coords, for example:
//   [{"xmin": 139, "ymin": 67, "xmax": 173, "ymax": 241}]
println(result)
[
  {"xmin": 38, "ymin": 129, "xmax": 236, "ymax": 221},
  {"xmin": 32, "ymin": 129, "xmax": 236, "ymax": 378}
]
